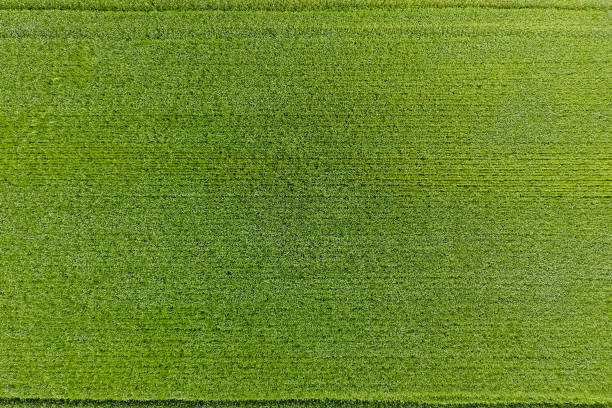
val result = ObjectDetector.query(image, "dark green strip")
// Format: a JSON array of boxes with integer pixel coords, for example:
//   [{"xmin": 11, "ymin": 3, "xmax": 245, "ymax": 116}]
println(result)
[{"xmin": 1, "ymin": 399, "xmax": 610, "ymax": 408}]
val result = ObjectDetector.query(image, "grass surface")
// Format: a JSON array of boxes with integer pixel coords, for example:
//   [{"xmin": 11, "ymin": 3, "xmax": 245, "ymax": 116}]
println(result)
[
  {"xmin": 0, "ymin": 399, "xmax": 609, "ymax": 408},
  {"xmin": 0, "ymin": 399, "xmax": 606, "ymax": 408},
  {"xmin": 0, "ymin": 2, "xmax": 611, "ymax": 407},
  {"xmin": 0, "ymin": 0, "xmax": 610, "ymax": 11}
]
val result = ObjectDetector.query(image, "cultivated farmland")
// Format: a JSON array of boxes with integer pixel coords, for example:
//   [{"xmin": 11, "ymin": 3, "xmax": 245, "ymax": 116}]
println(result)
[{"xmin": 0, "ymin": 1, "xmax": 610, "ymax": 407}]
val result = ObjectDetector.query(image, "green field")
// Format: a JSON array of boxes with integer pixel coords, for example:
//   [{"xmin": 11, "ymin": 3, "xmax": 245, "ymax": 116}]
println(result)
[{"xmin": 0, "ymin": 1, "xmax": 610, "ymax": 407}]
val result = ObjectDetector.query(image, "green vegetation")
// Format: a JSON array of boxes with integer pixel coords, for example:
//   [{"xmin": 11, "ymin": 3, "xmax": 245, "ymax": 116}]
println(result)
[
  {"xmin": 0, "ymin": 0, "xmax": 610, "ymax": 11},
  {"xmin": 2, "ymin": 399, "xmax": 610, "ymax": 408},
  {"xmin": 0, "ymin": 3, "xmax": 610, "ymax": 407},
  {"xmin": 1, "ymin": 400, "xmax": 611, "ymax": 408}
]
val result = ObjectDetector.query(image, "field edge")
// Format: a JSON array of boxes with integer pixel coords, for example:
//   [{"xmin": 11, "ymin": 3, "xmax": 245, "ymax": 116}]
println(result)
[{"xmin": 1, "ymin": 398, "xmax": 611, "ymax": 408}]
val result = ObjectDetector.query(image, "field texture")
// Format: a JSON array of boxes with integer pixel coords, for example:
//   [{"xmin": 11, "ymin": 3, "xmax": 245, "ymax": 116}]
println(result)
[{"xmin": 0, "ymin": 1, "xmax": 610, "ymax": 407}]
